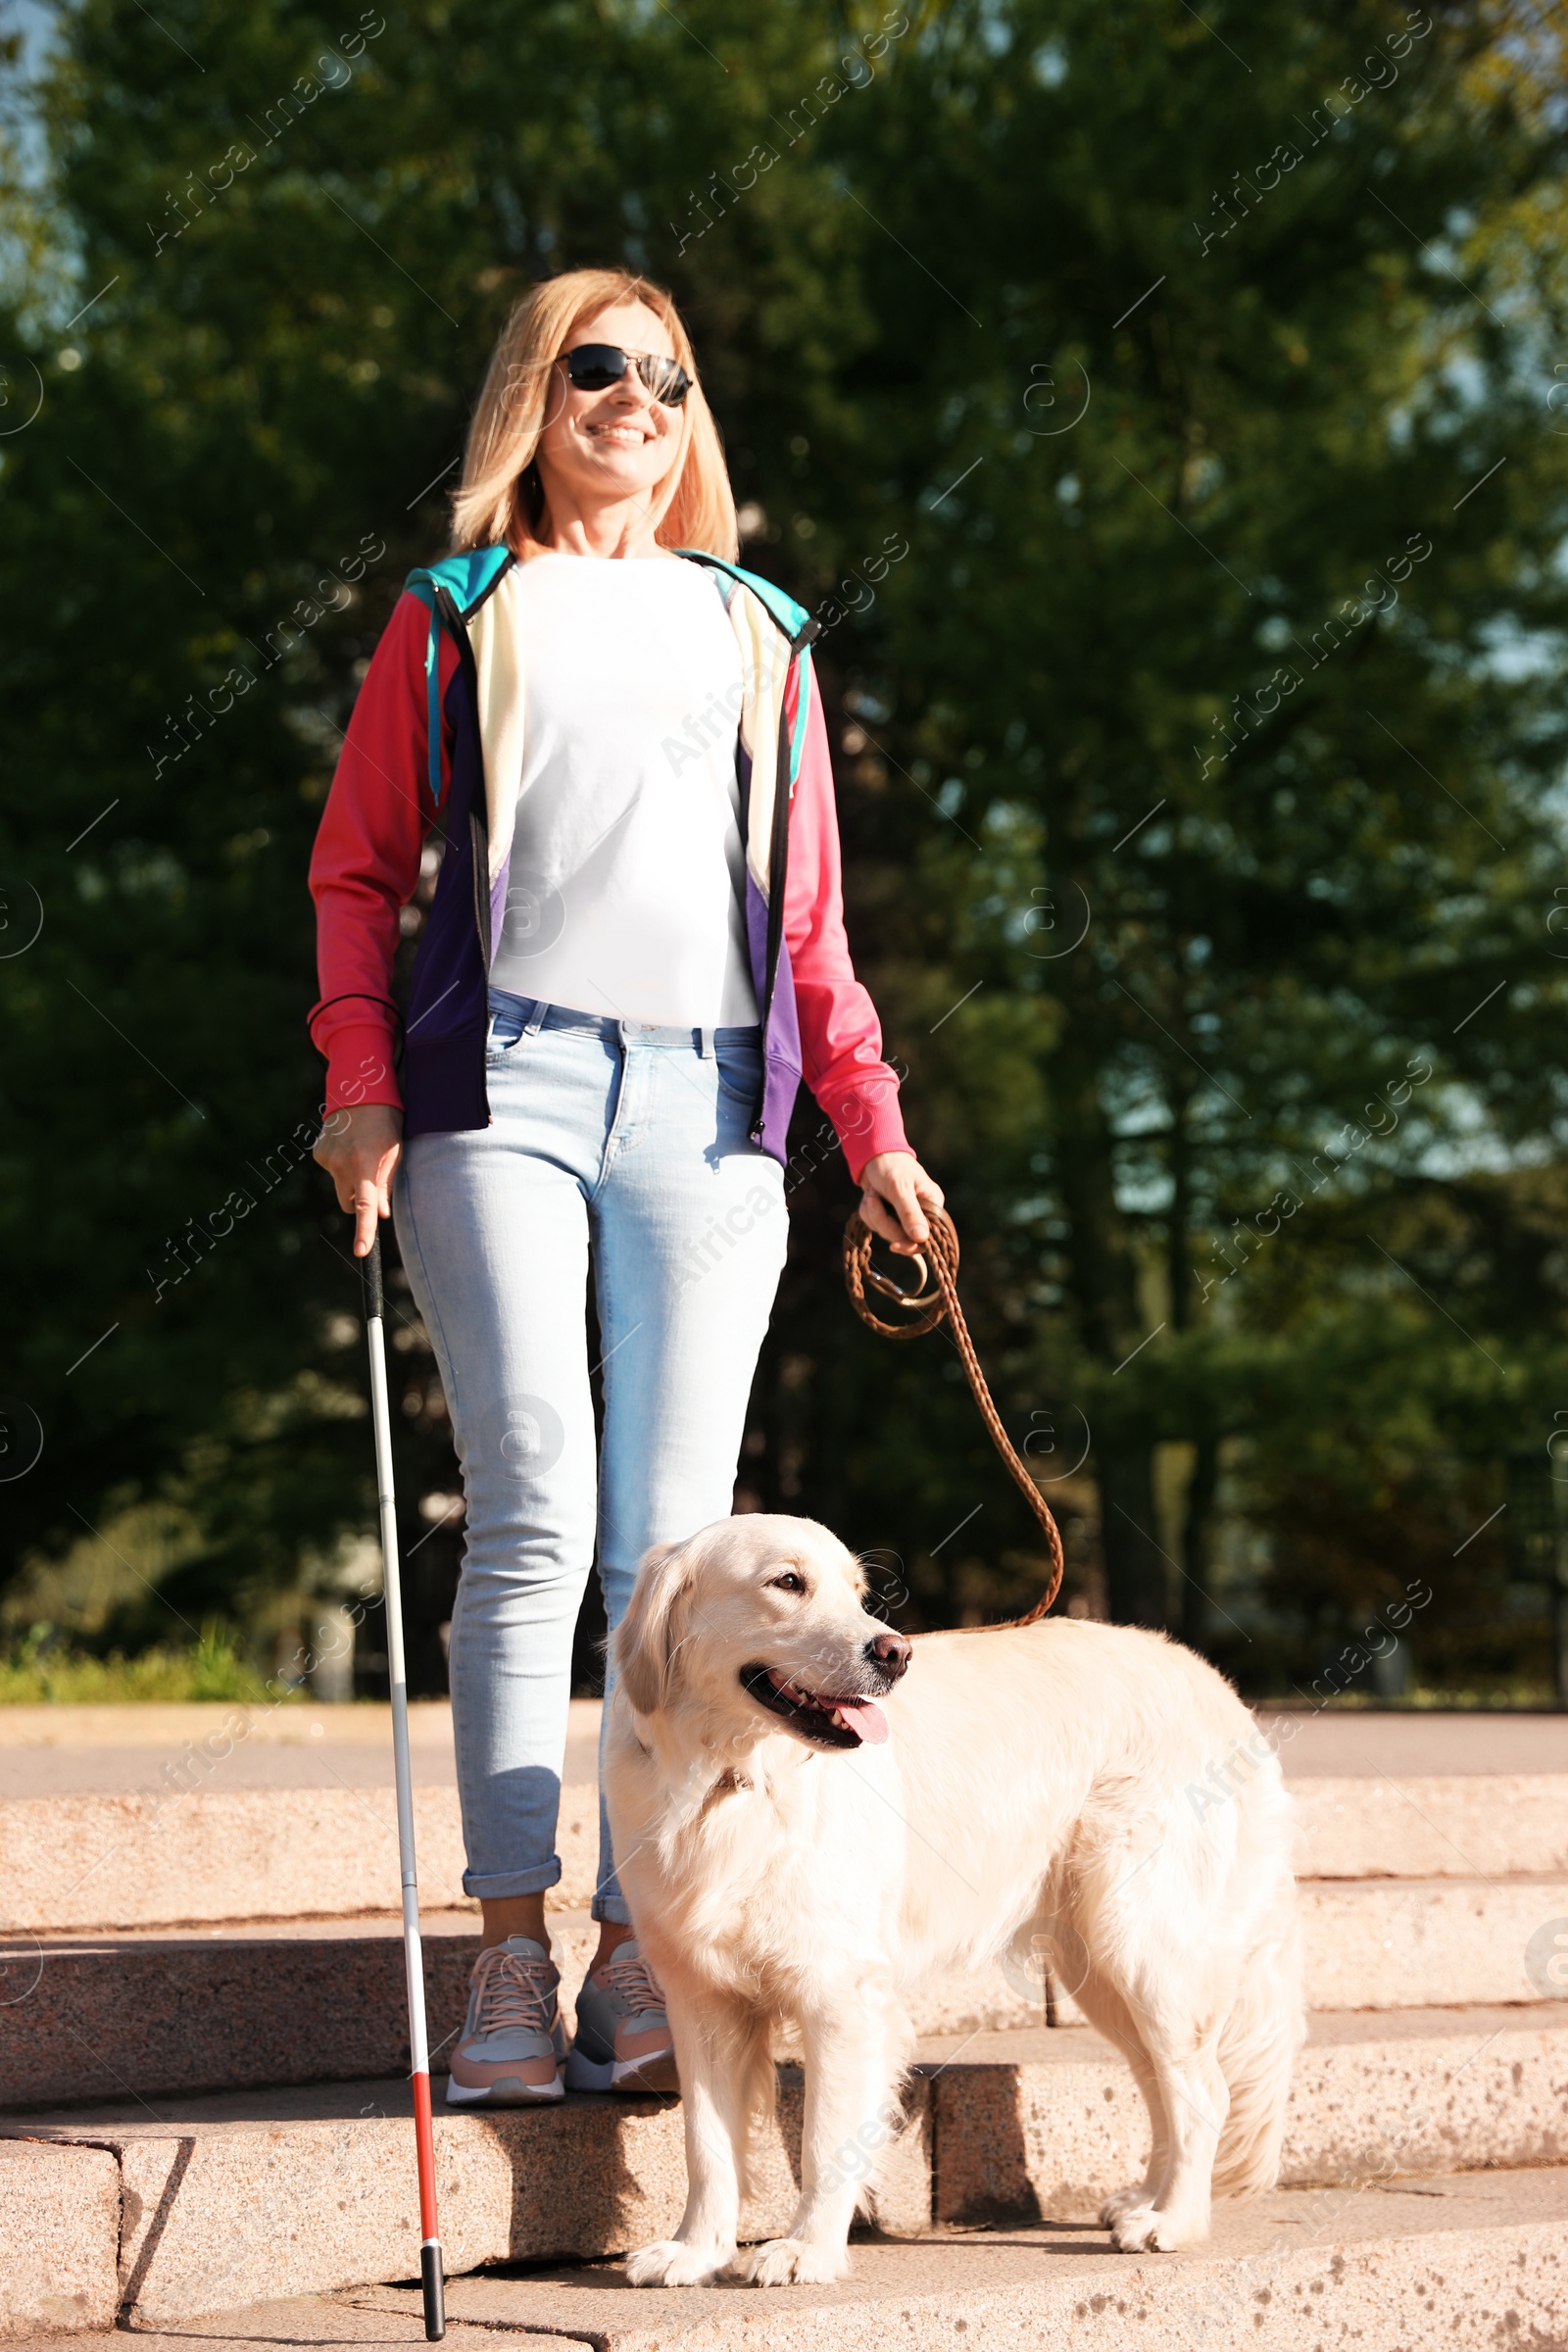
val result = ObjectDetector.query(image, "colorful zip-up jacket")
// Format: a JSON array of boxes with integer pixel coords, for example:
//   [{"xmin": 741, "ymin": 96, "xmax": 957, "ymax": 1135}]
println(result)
[{"xmin": 308, "ymin": 544, "xmax": 910, "ymax": 1181}]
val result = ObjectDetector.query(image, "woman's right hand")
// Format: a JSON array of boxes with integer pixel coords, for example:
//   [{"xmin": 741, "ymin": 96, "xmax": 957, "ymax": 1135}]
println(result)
[{"xmin": 314, "ymin": 1102, "xmax": 405, "ymax": 1257}]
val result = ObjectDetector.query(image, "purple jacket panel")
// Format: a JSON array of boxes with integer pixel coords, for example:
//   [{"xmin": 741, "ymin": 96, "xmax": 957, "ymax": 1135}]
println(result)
[{"xmin": 403, "ymin": 668, "xmax": 490, "ymax": 1139}]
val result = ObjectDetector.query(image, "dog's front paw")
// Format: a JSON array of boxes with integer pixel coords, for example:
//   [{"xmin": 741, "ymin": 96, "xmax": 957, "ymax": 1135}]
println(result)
[
  {"xmin": 624, "ymin": 2237, "xmax": 732, "ymax": 2288},
  {"xmin": 735, "ymin": 2238, "xmax": 851, "ymax": 2287},
  {"xmin": 1099, "ymin": 2184, "xmax": 1148, "ymax": 2229},
  {"xmin": 1106, "ymin": 2197, "xmax": 1159, "ymax": 2251},
  {"xmin": 1106, "ymin": 2201, "xmax": 1192, "ymax": 2254}
]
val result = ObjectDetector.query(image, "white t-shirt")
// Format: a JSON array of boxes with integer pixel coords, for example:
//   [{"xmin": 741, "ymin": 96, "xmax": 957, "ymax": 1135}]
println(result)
[{"xmin": 487, "ymin": 552, "xmax": 759, "ymax": 1026}]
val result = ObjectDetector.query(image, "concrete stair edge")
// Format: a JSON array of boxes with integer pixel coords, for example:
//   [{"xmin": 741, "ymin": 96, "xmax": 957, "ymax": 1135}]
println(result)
[
  {"xmin": 7, "ymin": 1878, "xmax": 1568, "ymax": 2113},
  {"xmin": 5, "ymin": 2002, "xmax": 1568, "ymax": 2329},
  {"xmin": 3, "ymin": 2166, "xmax": 1567, "ymax": 2347},
  {"xmin": 6, "ymin": 1775, "xmax": 1568, "ymax": 1933},
  {"xmin": 338, "ymin": 2178, "xmax": 1568, "ymax": 2352}
]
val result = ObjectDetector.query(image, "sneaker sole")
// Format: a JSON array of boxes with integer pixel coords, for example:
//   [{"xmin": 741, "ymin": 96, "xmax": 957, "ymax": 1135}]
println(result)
[
  {"xmin": 444, "ymin": 2071, "xmax": 564, "ymax": 2106},
  {"xmin": 614, "ymin": 2051, "xmax": 679, "ymax": 2094},
  {"xmin": 564, "ymin": 2047, "xmax": 679, "ymax": 2095}
]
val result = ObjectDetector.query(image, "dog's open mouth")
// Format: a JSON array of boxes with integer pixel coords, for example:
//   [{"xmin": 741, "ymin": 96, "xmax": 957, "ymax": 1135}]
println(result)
[{"xmin": 739, "ymin": 1663, "xmax": 890, "ymax": 1749}]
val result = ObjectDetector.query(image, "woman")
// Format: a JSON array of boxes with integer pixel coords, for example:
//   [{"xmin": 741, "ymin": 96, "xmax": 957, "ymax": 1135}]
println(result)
[{"xmin": 310, "ymin": 268, "xmax": 941, "ymax": 2105}]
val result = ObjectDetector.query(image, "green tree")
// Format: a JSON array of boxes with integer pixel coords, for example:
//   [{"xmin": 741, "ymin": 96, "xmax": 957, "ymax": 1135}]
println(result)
[
  {"xmin": 742, "ymin": 0, "xmax": 1568, "ymax": 1668},
  {"xmin": 4, "ymin": 0, "xmax": 1567, "ymax": 1696}
]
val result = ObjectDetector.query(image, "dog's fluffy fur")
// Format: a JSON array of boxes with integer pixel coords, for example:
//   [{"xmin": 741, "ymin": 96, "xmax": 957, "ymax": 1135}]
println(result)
[{"xmin": 605, "ymin": 1513, "xmax": 1302, "ymax": 2288}]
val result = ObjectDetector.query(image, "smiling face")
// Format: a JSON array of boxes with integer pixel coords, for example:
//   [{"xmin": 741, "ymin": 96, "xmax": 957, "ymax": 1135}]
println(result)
[
  {"xmin": 613, "ymin": 1514, "xmax": 912, "ymax": 1753},
  {"xmin": 532, "ymin": 298, "xmax": 687, "ymax": 524}
]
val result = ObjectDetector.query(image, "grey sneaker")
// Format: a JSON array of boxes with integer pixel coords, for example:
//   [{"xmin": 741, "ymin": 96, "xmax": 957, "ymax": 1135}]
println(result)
[
  {"xmin": 445, "ymin": 1936, "xmax": 565, "ymax": 2106},
  {"xmin": 564, "ymin": 1939, "xmax": 678, "ymax": 2094}
]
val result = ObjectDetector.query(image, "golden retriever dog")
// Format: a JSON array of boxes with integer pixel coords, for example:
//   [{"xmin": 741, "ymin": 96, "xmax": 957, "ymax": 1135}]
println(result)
[{"xmin": 605, "ymin": 1513, "xmax": 1301, "ymax": 2288}]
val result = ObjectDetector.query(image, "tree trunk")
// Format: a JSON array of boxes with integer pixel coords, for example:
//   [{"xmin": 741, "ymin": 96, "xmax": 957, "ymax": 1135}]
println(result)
[
  {"xmin": 1053, "ymin": 1033, "xmax": 1168, "ymax": 1628},
  {"xmin": 1098, "ymin": 1437, "xmax": 1168, "ymax": 1627},
  {"xmin": 1180, "ymin": 1431, "xmax": 1219, "ymax": 1647}
]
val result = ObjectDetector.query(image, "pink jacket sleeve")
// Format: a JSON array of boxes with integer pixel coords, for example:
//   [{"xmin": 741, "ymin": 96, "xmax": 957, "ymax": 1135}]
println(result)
[
  {"xmin": 307, "ymin": 592, "xmax": 458, "ymax": 1114},
  {"xmin": 783, "ymin": 676, "xmax": 912, "ymax": 1184}
]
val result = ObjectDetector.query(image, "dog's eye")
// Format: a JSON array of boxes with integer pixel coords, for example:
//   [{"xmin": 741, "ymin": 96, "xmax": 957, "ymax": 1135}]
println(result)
[{"xmin": 768, "ymin": 1571, "xmax": 807, "ymax": 1594}]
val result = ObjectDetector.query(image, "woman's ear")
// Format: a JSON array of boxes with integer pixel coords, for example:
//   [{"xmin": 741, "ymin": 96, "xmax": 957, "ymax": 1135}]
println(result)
[{"xmin": 613, "ymin": 1537, "xmax": 692, "ymax": 1718}]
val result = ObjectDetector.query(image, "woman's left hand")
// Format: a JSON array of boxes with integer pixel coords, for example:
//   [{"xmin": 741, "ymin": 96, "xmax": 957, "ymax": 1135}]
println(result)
[{"xmin": 858, "ymin": 1151, "xmax": 946, "ymax": 1256}]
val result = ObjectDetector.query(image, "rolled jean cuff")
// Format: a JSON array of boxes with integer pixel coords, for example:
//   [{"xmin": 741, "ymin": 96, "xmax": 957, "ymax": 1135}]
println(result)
[
  {"xmin": 462, "ymin": 1858, "xmax": 563, "ymax": 1901},
  {"xmin": 592, "ymin": 1892, "xmax": 633, "ymax": 1926}
]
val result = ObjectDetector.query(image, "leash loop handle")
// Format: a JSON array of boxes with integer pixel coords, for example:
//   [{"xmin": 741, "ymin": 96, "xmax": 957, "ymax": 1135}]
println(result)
[
  {"xmin": 862, "ymin": 1248, "xmax": 937, "ymax": 1315},
  {"xmin": 843, "ymin": 1207, "xmax": 1064, "ymax": 1620}
]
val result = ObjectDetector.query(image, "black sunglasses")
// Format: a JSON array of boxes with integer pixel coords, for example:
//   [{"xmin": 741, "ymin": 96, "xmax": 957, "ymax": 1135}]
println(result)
[{"xmin": 562, "ymin": 342, "xmax": 691, "ymax": 408}]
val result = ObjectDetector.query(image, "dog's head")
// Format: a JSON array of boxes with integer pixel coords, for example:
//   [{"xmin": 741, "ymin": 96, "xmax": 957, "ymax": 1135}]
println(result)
[{"xmin": 612, "ymin": 1513, "xmax": 911, "ymax": 1751}]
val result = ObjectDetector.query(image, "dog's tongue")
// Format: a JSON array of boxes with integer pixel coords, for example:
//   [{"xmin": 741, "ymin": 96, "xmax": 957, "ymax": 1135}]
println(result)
[{"xmin": 837, "ymin": 1698, "xmax": 889, "ymax": 1745}]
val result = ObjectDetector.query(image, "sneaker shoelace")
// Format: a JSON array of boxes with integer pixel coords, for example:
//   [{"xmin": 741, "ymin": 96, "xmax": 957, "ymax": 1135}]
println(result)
[
  {"xmin": 471, "ymin": 1946, "xmax": 558, "ymax": 2037},
  {"xmin": 600, "ymin": 1947, "xmax": 665, "ymax": 2017}
]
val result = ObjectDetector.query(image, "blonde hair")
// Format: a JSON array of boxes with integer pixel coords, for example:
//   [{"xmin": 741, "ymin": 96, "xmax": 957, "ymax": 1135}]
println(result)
[{"xmin": 450, "ymin": 270, "xmax": 738, "ymax": 562}]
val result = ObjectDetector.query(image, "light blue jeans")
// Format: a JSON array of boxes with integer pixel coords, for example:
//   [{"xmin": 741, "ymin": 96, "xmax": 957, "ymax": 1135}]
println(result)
[{"xmin": 393, "ymin": 991, "xmax": 787, "ymax": 1922}]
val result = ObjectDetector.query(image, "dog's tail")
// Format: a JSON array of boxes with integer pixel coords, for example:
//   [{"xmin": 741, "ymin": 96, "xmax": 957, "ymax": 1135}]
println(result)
[{"xmin": 1211, "ymin": 1851, "xmax": 1303, "ymax": 2197}]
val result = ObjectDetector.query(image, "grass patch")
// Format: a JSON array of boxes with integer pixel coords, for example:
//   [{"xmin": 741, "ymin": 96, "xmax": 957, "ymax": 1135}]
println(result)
[{"xmin": 0, "ymin": 1623, "xmax": 295, "ymax": 1704}]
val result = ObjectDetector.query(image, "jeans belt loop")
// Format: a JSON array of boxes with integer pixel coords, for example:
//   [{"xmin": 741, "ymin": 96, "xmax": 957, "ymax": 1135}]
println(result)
[
  {"xmin": 699, "ymin": 1027, "xmax": 715, "ymax": 1060},
  {"xmin": 524, "ymin": 1000, "xmax": 548, "ymax": 1036}
]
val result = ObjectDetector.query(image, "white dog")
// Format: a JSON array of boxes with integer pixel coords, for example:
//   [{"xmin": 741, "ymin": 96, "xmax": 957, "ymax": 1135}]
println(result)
[{"xmin": 605, "ymin": 1513, "xmax": 1301, "ymax": 2288}]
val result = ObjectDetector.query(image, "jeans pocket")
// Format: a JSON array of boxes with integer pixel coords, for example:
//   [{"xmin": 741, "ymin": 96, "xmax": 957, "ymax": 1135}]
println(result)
[
  {"xmin": 714, "ymin": 1042, "xmax": 763, "ymax": 1106},
  {"xmin": 484, "ymin": 1008, "xmax": 531, "ymax": 1062}
]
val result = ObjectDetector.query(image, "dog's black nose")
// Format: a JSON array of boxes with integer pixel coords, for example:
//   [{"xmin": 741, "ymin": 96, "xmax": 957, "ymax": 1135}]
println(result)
[{"xmin": 866, "ymin": 1628, "xmax": 911, "ymax": 1680}]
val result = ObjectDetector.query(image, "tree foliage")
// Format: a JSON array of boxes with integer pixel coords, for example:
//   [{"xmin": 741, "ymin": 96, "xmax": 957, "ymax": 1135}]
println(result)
[{"xmin": 3, "ymin": 0, "xmax": 1567, "ymax": 1695}]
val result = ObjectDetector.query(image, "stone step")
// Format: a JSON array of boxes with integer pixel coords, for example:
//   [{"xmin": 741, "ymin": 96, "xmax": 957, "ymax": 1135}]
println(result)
[
  {"xmin": 1291, "ymin": 1772, "xmax": 1568, "ymax": 1879},
  {"xmin": 3, "ymin": 2155, "xmax": 1566, "ymax": 2346},
  {"xmin": 7, "ymin": 1875, "xmax": 1568, "ymax": 2113},
  {"xmin": 0, "ymin": 2069, "xmax": 926, "ymax": 2328},
  {"xmin": 3, "ymin": 2007, "xmax": 1564, "ymax": 2327},
  {"xmin": 1045, "ymin": 1873, "xmax": 1568, "ymax": 2031},
  {"xmin": 921, "ymin": 2006, "xmax": 1568, "ymax": 2224},
  {"xmin": 1298, "ymin": 1873, "xmax": 1568, "ymax": 2010},
  {"xmin": 262, "ymin": 2173, "xmax": 1568, "ymax": 2352},
  {"xmin": 921, "ymin": 1875, "xmax": 1568, "ymax": 2033},
  {"xmin": 0, "ymin": 1786, "xmax": 481, "ymax": 1932},
  {"xmin": 0, "ymin": 2142, "xmax": 120, "ymax": 2336},
  {"xmin": 5, "ymin": 1769, "xmax": 1568, "ymax": 1933},
  {"xmin": 0, "ymin": 1915, "xmax": 580, "ymax": 2111}
]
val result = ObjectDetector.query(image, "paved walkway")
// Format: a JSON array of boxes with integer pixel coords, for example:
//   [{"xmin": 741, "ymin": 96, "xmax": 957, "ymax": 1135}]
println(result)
[
  {"xmin": 1255, "ymin": 1706, "xmax": 1568, "ymax": 1775},
  {"xmin": 0, "ymin": 1695, "xmax": 1562, "ymax": 1797},
  {"xmin": 0, "ymin": 1701, "xmax": 598, "ymax": 1795}
]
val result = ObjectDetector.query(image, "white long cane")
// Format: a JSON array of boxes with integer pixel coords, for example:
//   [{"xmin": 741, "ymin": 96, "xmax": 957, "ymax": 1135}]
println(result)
[{"xmin": 362, "ymin": 1232, "xmax": 445, "ymax": 2339}]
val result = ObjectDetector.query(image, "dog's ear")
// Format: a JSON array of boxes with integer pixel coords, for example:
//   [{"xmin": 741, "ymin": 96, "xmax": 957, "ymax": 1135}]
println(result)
[{"xmin": 613, "ymin": 1537, "xmax": 693, "ymax": 1718}]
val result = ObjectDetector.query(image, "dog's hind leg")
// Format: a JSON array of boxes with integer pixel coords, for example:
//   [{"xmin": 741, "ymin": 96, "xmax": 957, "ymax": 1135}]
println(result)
[
  {"xmin": 1069, "ymin": 1970, "xmax": 1171, "ymax": 2231},
  {"xmin": 1109, "ymin": 2029, "xmax": 1229, "ymax": 2252},
  {"xmin": 1080, "ymin": 1948, "xmax": 1231, "ymax": 2252},
  {"xmin": 735, "ymin": 1984, "xmax": 907, "ymax": 2287},
  {"xmin": 625, "ymin": 1983, "xmax": 767, "ymax": 2288}
]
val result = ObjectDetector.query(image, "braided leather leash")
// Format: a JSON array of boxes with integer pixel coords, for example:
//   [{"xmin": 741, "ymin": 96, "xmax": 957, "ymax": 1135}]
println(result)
[{"xmin": 843, "ymin": 1207, "xmax": 1064, "ymax": 1622}]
